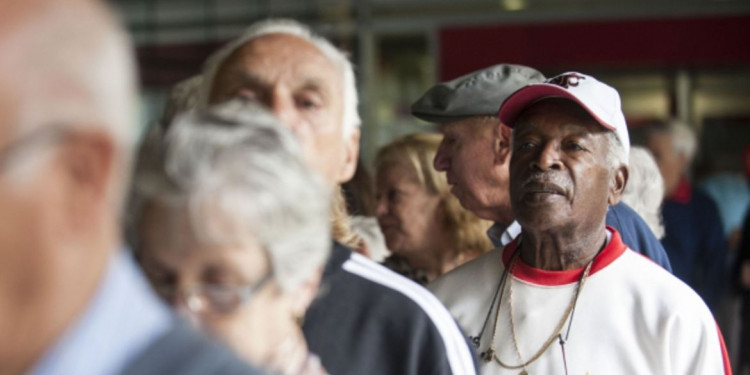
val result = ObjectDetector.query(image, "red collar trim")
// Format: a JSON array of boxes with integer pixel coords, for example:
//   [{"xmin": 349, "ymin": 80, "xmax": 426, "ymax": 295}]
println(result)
[
  {"xmin": 669, "ymin": 178, "xmax": 692, "ymax": 204},
  {"xmin": 501, "ymin": 226, "xmax": 627, "ymax": 286}
]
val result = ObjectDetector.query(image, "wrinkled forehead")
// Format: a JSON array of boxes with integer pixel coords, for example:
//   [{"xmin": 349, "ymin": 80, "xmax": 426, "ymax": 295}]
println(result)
[
  {"xmin": 217, "ymin": 33, "xmax": 342, "ymax": 92},
  {"xmin": 441, "ymin": 116, "xmax": 496, "ymax": 137},
  {"xmin": 512, "ymin": 98, "xmax": 606, "ymax": 137}
]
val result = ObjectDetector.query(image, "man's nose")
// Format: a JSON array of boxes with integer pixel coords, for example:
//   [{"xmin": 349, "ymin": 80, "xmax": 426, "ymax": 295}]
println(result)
[
  {"xmin": 268, "ymin": 94, "xmax": 304, "ymax": 135},
  {"xmin": 374, "ymin": 194, "xmax": 388, "ymax": 217},
  {"xmin": 531, "ymin": 143, "xmax": 563, "ymax": 171},
  {"xmin": 433, "ymin": 142, "xmax": 450, "ymax": 172}
]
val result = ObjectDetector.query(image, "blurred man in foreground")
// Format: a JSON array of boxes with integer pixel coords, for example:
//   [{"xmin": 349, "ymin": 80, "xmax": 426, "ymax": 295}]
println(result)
[{"xmin": 0, "ymin": 1, "xmax": 261, "ymax": 374}]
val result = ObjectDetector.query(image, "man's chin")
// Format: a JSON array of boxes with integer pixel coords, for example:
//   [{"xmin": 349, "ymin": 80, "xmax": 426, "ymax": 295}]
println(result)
[
  {"xmin": 453, "ymin": 192, "xmax": 488, "ymax": 220},
  {"xmin": 451, "ymin": 187, "xmax": 472, "ymax": 209}
]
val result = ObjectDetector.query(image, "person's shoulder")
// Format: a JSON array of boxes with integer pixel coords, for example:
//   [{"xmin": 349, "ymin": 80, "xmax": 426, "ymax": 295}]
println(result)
[
  {"xmin": 692, "ymin": 187, "xmax": 722, "ymax": 212},
  {"xmin": 606, "ymin": 203, "xmax": 644, "ymax": 240},
  {"xmin": 341, "ymin": 250, "xmax": 460, "ymax": 320},
  {"xmin": 618, "ymin": 250, "xmax": 710, "ymax": 311},
  {"xmin": 119, "ymin": 320, "xmax": 263, "ymax": 375},
  {"xmin": 607, "ymin": 204, "xmax": 672, "ymax": 272},
  {"xmin": 607, "ymin": 202, "xmax": 643, "ymax": 230},
  {"xmin": 328, "ymin": 242, "xmax": 447, "ymax": 314},
  {"xmin": 613, "ymin": 251, "xmax": 729, "ymax": 374},
  {"xmin": 335, "ymin": 250, "xmax": 477, "ymax": 375},
  {"xmin": 427, "ymin": 247, "xmax": 505, "ymax": 338},
  {"xmin": 429, "ymin": 247, "xmax": 502, "ymax": 300}
]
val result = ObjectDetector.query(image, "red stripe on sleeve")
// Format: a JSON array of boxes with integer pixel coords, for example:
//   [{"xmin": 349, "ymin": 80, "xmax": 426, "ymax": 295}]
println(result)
[{"xmin": 717, "ymin": 324, "xmax": 733, "ymax": 375}]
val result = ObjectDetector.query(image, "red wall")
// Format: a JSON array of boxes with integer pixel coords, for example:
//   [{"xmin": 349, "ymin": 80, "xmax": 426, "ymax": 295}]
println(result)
[{"xmin": 440, "ymin": 15, "xmax": 750, "ymax": 79}]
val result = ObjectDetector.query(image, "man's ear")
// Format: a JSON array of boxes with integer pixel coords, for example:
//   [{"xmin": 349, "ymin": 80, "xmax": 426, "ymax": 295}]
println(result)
[
  {"xmin": 607, "ymin": 165, "xmax": 629, "ymax": 206},
  {"xmin": 60, "ymin": 130, "xmax": 116, "ymax": 231},
  {"xmin": 336, "ymin": 127, "xmax": 360, "ymax": 184},
  {"xmin": 494, "ymin": 121, "xmax": 512, "ymax": 165}
]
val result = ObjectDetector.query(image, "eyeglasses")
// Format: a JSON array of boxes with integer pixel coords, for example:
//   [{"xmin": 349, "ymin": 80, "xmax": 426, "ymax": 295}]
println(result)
[
  {"xmin": 0, "ymin": 126, "xmax": 71, "ymax": 173},
  {"xmin": 152, "ymin": 272, "xmax": 274, "ymax": 315}
]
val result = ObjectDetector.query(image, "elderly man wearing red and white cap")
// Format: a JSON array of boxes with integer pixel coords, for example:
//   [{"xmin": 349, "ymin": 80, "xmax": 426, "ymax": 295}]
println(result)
[{"xmin": 431, "ymin": 72, "xmax": 731, "ymax": 374}]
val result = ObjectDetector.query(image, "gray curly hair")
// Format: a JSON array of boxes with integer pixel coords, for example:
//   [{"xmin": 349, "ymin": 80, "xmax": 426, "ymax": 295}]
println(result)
[{"xmin": 130, "ymin": 99, "xmax": 331, "ymax": 291}]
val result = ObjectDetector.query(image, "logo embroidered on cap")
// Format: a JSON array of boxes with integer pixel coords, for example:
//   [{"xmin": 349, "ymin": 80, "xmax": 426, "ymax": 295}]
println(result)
[{"xmin": 548, "ymin": 73, "xmax": 586, "ymax": 88}]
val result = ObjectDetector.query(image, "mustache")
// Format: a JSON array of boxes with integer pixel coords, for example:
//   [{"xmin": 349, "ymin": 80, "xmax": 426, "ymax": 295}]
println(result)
[{"xmin": 519, "ymin": 172, "xmax": 571, "ymax": 194}]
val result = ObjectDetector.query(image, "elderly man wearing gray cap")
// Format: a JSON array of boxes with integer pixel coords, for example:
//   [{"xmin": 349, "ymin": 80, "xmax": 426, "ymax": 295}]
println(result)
[
  {"xmin": 433, "ymin": 71, "xmax": 730, "ymax": 374},
  {"xmin": 412, "ymin": 64, "xmax": 672, "ymax": 267}
]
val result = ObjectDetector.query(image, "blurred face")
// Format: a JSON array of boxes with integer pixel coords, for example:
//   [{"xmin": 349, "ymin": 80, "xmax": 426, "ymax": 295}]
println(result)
[
  {"xmin": 375, "ymin": 163, "xmax": 445, "ymax": 259},
  {"xmin": 646, "ymin": 132, "xmax": 685, "ymax": 197},
  {"xmin": 0, "ymin": 57, "xmax": 66, "ymax": 299},
  {"xmin": 0, "ymin": 61, "xmax": 118, "ymax": 372},
  {"xmin": 138, "ymin": 202, "xmax": 295, "ymax": 366},
  {"xmin": 510, "ymin": 99, "xmax": 619, "ymax": 234},
  {"xmin": 433, "ymin": 117, "xmax": 512, "ymax": 223},
  {"xmin": 209, "ymin": 33, "xmax": 358, "ymax": 185}
]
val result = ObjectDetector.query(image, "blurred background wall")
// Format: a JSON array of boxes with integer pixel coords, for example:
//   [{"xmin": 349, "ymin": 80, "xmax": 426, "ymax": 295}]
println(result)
[{"xmin": 108, "ymin": 0, "xmax": 750, "ymax": 176}]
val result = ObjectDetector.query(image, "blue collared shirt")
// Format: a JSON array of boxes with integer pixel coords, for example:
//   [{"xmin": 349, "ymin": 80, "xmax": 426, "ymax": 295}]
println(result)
[{"xmin": 27, "ymin": 251, "xmax": 171, "ymax": 375}]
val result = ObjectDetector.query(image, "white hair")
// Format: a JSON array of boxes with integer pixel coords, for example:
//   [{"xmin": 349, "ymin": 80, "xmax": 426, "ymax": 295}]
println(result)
[
  {"xmin": 162, "ymin": 75, "xmax": 203, "ymax": 125},
  {"xmin": 621, "ymin": 146, "xmax": 665, "ymax": 238},
  {"xmin": 131, "ymin": 100, "xmax": 331, "ymax": 291},
  {"xmin": 199, "ymin": 19, "xmax": 360, "ymax": 135},
  {"xmin": 667, "ymin": 119, "xmax": 698, "ymax": 162},
  {"xmin": 605, "ymin": 131, "xmax": 629, "ymax": 170}
]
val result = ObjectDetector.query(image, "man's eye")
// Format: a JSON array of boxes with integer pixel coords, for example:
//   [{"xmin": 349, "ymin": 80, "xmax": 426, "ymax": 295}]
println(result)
[
  {"xmin": 387, "ymin": 189, "xmax": 400, "ymax": 201},
  {"xmin": 566, "ymin": 142, "xmax": 584, "ymax": 151},
  {"xmin": 296, "ymin": 96, "xmax": 321, "ymax": 110},
  {"xmin": 237, "ymin": 88, "xmax": 259, "ymax": 102},
  {"xmin": 517, "ymin": 141, "xmax": 535, "ymax": 150}
]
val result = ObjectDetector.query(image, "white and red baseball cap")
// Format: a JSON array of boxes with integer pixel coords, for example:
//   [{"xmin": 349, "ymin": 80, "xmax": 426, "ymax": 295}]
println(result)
[{"xmin": 498, "ymin": 72, "xmax": 630, "ymax": 157}]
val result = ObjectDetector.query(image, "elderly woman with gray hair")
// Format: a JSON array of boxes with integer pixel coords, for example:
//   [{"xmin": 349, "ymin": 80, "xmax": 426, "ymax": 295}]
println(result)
[{"xmin": 129, "ymin": 99, "xmax": 330, "ymax": 375}]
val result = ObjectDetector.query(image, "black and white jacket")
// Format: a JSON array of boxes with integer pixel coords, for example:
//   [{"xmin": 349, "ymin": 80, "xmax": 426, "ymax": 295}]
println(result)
[{"xmin": 303, "ymin": 242, "xmax": 477, "ymax": 375}]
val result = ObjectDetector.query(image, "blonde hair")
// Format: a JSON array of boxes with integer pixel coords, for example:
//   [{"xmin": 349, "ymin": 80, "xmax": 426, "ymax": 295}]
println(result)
[
  {"xmin": 375, "ymin": 133, "xmax": 492, "ymax": 254},
  {"xmin": 331, "ymin": 186, "xmax": 367, "ymax": 254}
]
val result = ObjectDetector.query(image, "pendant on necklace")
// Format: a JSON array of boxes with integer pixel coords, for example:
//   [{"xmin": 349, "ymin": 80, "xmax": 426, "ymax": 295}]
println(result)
[
  {"xmin": 480, "ymin": 348, "xmax": 494, "ymax": 362},
  {"xmin": 519, "ymin": 370, "xmax": 529, "ymax": 375}
]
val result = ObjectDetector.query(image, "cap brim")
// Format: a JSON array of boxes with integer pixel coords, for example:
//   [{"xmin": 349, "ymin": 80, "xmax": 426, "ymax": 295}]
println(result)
[{"xmin": 498, "ymin": 84, "xmax": 616, "ymax": 132}]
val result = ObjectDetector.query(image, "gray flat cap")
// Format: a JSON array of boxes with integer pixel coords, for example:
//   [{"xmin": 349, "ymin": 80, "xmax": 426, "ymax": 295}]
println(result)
[{"xmin": 411, "ymin": 64, "xmax": 545, "ymax": 123}]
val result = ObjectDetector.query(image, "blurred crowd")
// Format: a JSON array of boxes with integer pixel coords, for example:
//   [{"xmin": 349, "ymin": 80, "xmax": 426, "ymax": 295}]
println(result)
[{"xmin": 1, "ymin": 1, "xmax": 748, "ymax": 375}]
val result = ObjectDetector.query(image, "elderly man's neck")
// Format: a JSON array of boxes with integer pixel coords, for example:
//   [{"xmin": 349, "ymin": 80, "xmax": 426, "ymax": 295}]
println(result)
[{"xmin": 519, "ymin": 223, "xmax": 608, "ymax": 271}]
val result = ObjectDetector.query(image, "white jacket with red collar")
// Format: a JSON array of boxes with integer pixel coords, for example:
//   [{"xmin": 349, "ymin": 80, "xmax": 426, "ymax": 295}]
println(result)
[{"xmin": 429, "ymin": 227, "xmax": 731, "ymax": 375}]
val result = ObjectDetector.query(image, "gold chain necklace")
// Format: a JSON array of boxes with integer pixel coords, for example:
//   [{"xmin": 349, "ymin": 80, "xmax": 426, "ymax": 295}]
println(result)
[{"xmin": 483, "ymin": 249, "xmax": 595, "ymax": 375}]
